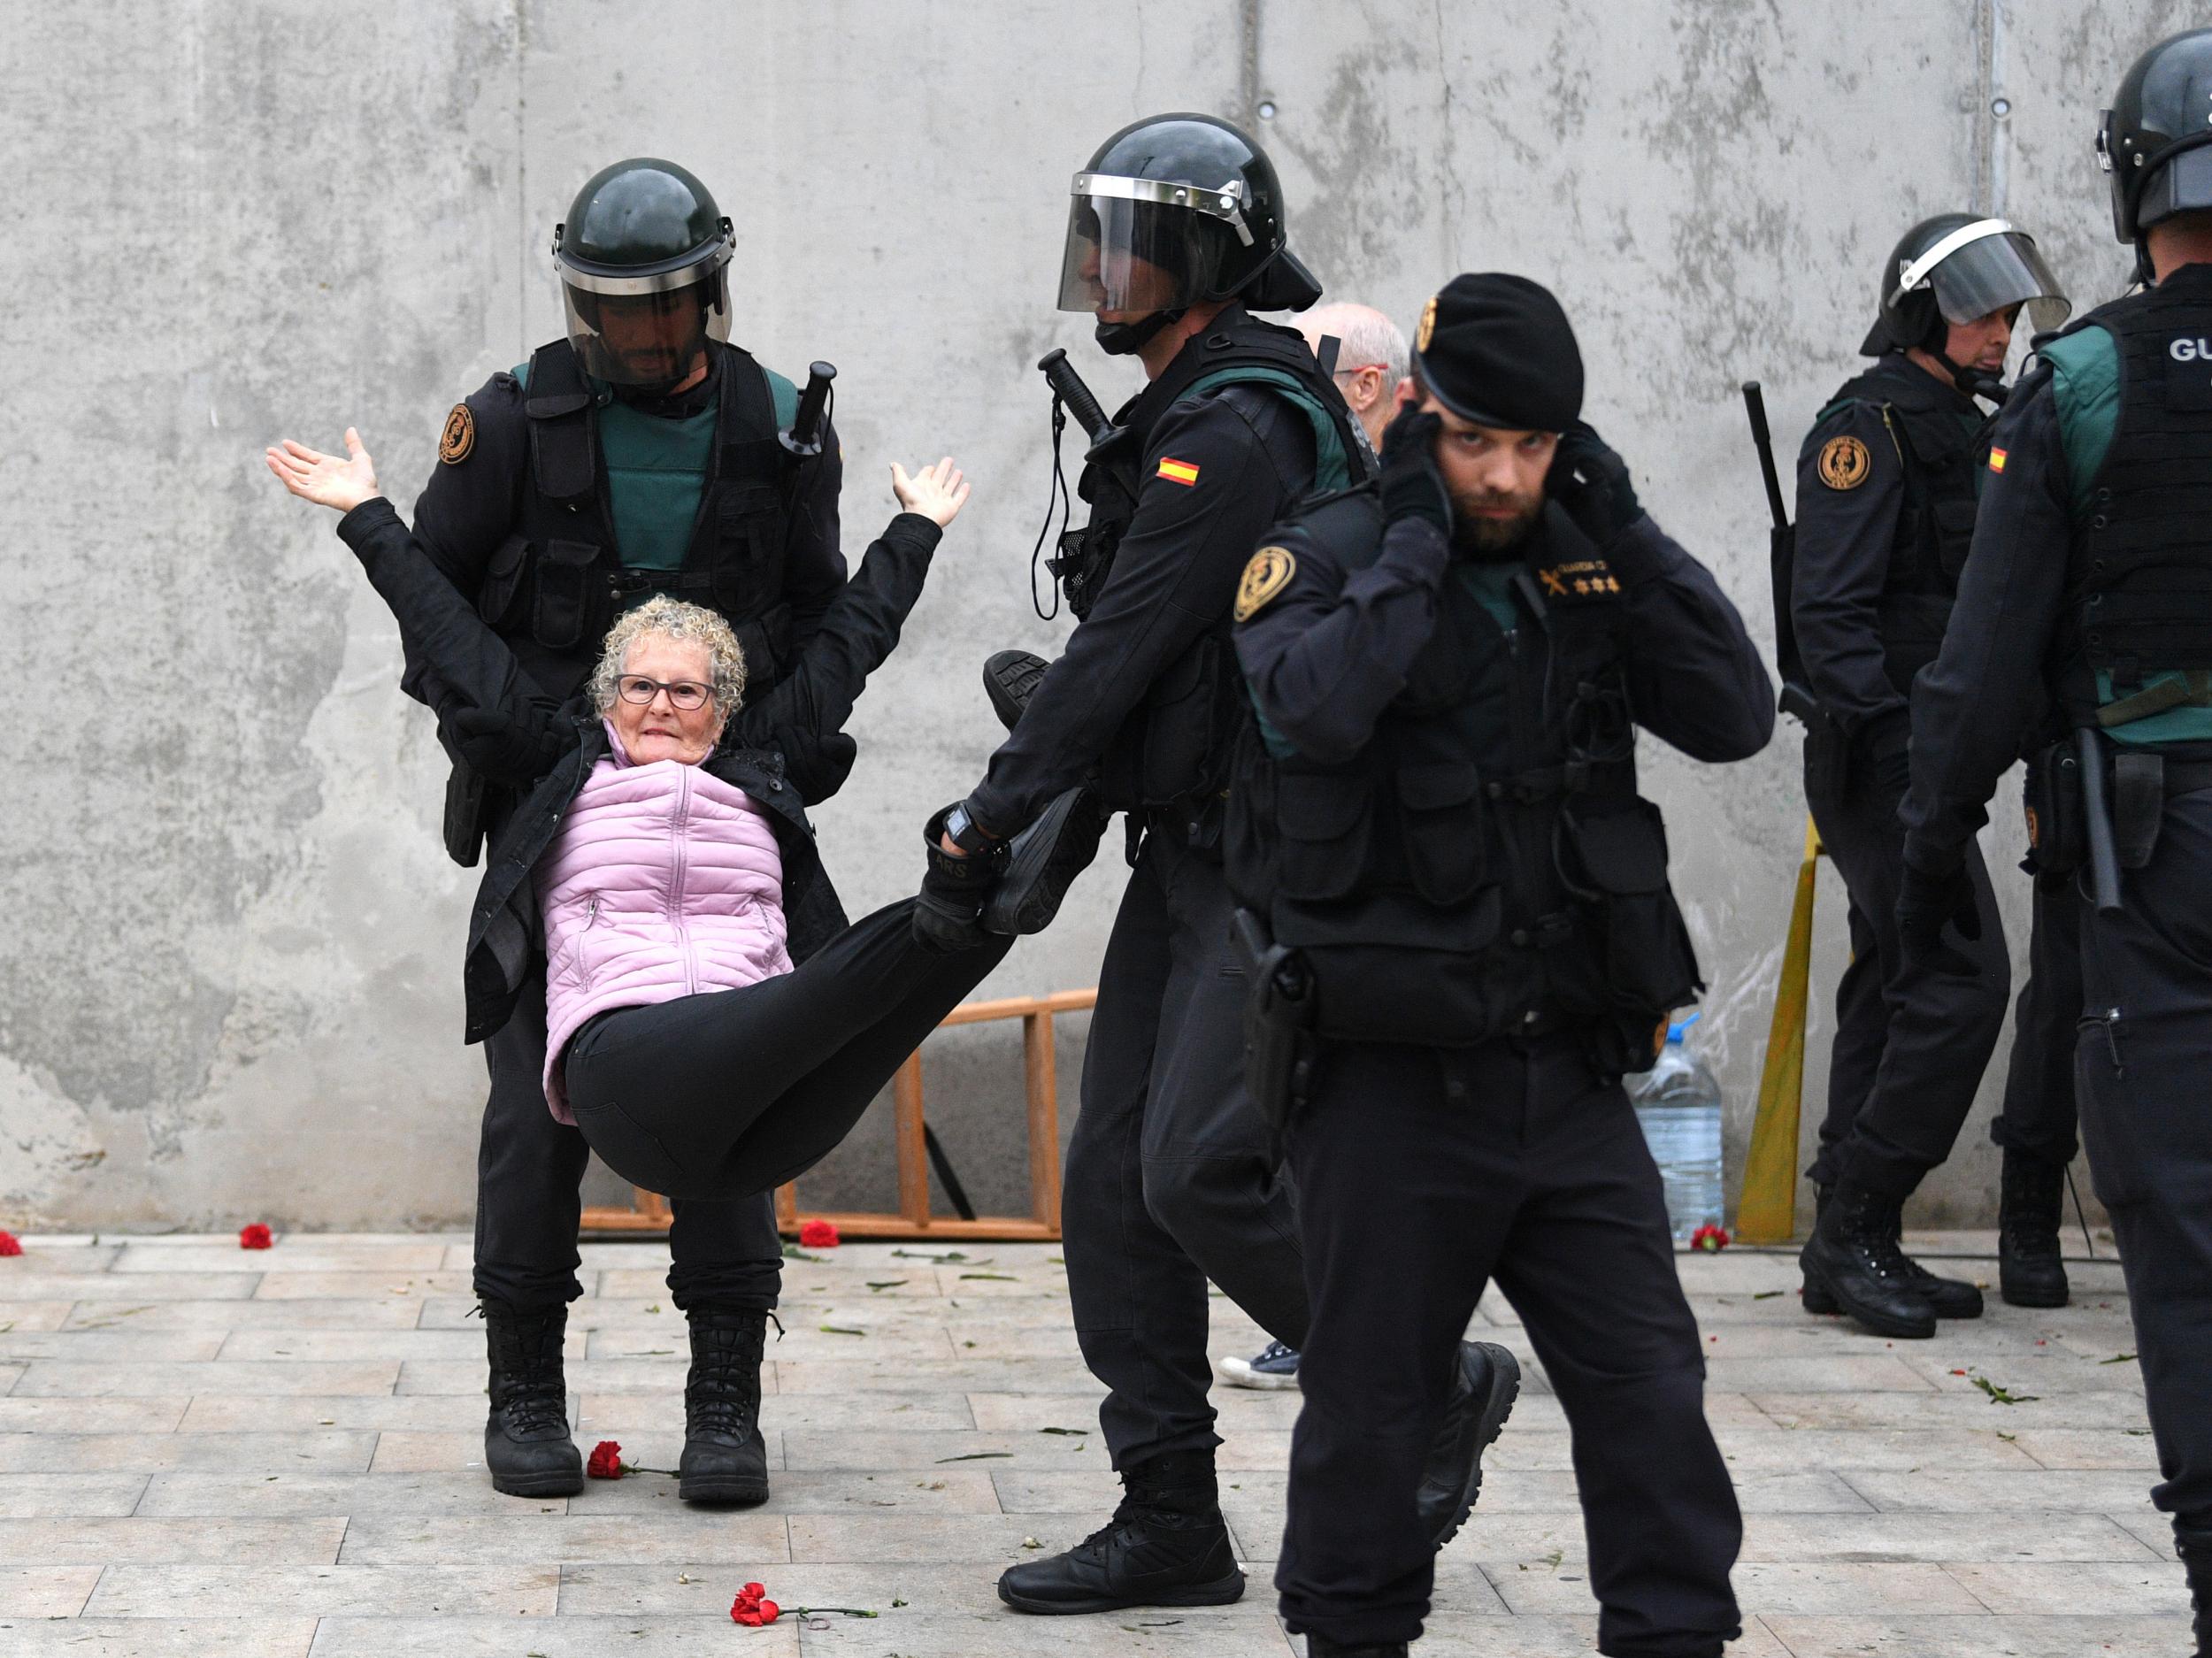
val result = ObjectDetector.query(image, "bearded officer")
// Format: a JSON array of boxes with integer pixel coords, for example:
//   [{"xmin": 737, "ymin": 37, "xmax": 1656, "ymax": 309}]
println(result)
[
  {"xmin": 1233, "ymin": 272, "xmax": 1770, "ymax": 1658},
  {"xmin": 919, "ymin": 114, "xmax": 1508, "ymax": 1616},
  {"xmin": 1902, "ymin": 31, "xmax": 2212, "ymax": 1648},
  {"xmin": 387, "ymin": 158, "xmax": 848, "ymax": 1505},
  {"xmin": 1783, "ymin": 214, "xmax": 2070, "ymax": 1337}
]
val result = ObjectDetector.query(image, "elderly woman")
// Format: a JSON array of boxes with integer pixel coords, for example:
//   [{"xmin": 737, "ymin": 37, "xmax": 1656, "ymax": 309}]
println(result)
[{"xmin": 267, "ymin": 429, "xmax": 1080, "ymax": 1203}]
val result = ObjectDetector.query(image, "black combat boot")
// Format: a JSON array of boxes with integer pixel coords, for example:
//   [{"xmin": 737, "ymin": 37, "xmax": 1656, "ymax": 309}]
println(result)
[
  {"xmin": 984, "ymin": 649, "xmax": 1049, "ymax": 731},
  {"xmin": 997, "ymin": 1448, "xmax": 1244, "ymax": 1615},
  {"xmin": 1416, "ymin": 1341, "xmax": 1521, "ymax": 1547},
  {"xmin": 1306, "ymin": 1636, "xmax": 1410, "ymax": 1657},
  {"xmin": 679, "ymin": 1306, "xmax": 771, "ymax": 1506},
  {"xmin": 1998, "ymin": 1151, "xmax": 2070, "ymax": 1308},
  {"xmin": 1800, "ymin": 1178, "xmax": 1937, "ymax": 1339},
  {"xmin": 1803, "ymin": 1185, "xmax": 1840, "ymax": 1316},
  {"xmin": 1805, "ymin": 1183, "xmax": 1981, "ymax": 1318},
  {"xmin": 481, "ymin": 1300, "xmax": 582, "ymax": 1497},
  {"xmin": 2176, "ymin": 1524, "xmax": 2212, "ymax": 1658}
]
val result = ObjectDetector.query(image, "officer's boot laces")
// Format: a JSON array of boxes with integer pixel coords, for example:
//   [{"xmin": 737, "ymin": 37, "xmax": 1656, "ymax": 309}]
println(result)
[
  {"xmin": 1998, "ymin": 1151, "xmax": 2070, "ymax": 1309},
  {"xmin": 680, "ymin": 1308, "xmax": 777, "ymax": 1506},
  {"xmin": 480, "ymin": 1300, "xmax": 582, "ymax": 1497}
]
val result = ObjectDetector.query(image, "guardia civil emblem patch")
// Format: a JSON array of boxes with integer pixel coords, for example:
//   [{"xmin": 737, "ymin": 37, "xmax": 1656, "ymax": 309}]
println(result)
[
  {"xmin": 439, "ymin": 403, "xmax": 475, "ymax": 465},
  {"xmin": 1417, "ymin": 294, "xmax": 1439, "ymax": 354},
  {"xmin": 1816, "ymin": 434, "xmax": 1870, "ymax": 490},
  {"xmin": 1235, "ymin": 546, "xmax": 1297, "ymax": 621}
]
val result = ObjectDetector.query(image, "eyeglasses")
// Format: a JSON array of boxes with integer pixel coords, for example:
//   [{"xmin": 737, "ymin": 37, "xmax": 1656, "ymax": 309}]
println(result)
[{"xmin": 617, "ymin": 674, "xmax": 711, "ymax": 710}]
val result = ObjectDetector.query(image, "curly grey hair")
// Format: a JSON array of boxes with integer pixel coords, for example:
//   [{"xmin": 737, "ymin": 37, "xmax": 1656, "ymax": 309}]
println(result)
[{"xmin": 588, "ymin": 595, "xmax": 748, "ymax": 725}]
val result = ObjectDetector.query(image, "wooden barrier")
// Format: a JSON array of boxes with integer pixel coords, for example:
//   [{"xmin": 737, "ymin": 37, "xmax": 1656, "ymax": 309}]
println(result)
[{"xmin": 580, "ymin": 986, "xmax": 1096, "ymax": 1242}]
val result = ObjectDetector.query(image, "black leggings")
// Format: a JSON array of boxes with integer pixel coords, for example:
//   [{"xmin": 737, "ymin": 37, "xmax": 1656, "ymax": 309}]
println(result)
[{"xmin": 564, "ymin": 900, "xmax": 1011, "ymax": 1201}]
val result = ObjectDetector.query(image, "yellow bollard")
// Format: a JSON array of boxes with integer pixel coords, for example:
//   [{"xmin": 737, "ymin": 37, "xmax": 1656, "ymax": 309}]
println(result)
[{"xmin": 1736, "ymin": 817, "xmax": 1824, "ymax": 1243}]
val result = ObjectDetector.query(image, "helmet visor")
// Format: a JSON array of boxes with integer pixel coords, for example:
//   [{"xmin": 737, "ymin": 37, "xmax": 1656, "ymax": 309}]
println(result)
[
  {"xmin": 560, "ymin": 267, "xmax": 731, "ymax": 387},
  {"xmin": 1904, "ymin": 222, "xmax": 2071, "ymax": 334},
  {"xmin": 1054, "ymin": 176, "xmax": 1245, "ymax": 314}
]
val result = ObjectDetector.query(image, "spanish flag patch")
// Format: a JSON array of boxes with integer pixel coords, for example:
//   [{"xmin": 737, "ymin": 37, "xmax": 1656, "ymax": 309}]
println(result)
[
  {"xmin": 1156, "ymin": 457, "xmax": 1201, "ymax": 487},
  {"xmin": 1988, "ymin": 447, "xmax": 2008, "ymax": 473}
]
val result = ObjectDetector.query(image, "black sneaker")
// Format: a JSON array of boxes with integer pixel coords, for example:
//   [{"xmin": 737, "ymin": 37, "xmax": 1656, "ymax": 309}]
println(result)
[
  {"xmin": 982, "ymin": 785, "xmax": 1107, "ymax": 936},
  {"xmin": 985, "ymin": 649, "xmax": 1050, "ymax": 732}
]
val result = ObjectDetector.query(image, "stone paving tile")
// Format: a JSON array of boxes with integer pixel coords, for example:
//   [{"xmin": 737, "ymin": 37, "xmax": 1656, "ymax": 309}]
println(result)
[
  {"xmin": 176, "ymin": 1393, "xmax": 488, "ymax": 1432},
  {"xmin": 1736, "ymin": 1511, "xmax": 2160, "ymax": 1562},
  {"xmin": 1701, "ymin": 1353, "xmax": 1940, "ymax": 1393},
  {"xmin": 588, "ymin": 1324, "xmax": 956, "ymax": 1362},
  {"xmin": 0, "ymin": 1330, "xmax": 227, "ymax": 1362},
  {"xmin": 12, "ymin": 1360, "xmax": 401, "ymax": 1398},
  {"xmin": 0, "ymin": 1516, "xmax": 349, "ymax": 1565},
  {"xmin": 249, "ymin": 1271, "xmax": 473, "ymax": 1301},
  {"xmin": 1748, "ymin": 1387, "xmax": 2150, "ymax": 1430},
  {"xmin": 0, "ymin": 1618, "xmax": 317, "ymax": 1656},
  {"xmin": 0, "ymin": 1271, "xmax": 263, "ymax": 1301},
  {"xmin": 1761, "ymin": 1612, "xmax": 2191, "ymax": 1655},
  {"xmin": 0, "ymin": 1398, "xmax": 191, "ymax": 1433},
  {"xmin": 112, "ymin": 1240, "xmax": 449, "ymax": 1273},
  {"xmin": 1502, "ymin": 1559, "xmax": 1989, "ymax": 1616},
  {"xmin": 787, "ymin": 1512, "xmax": 1094, "ymax": 1562},
  {"xmin": 1844, "ymin": 1467, "xmax": 2162, "ymax": 1513},
  {"xmin": 1944, "ymin": 1558, "xmax": 2195, "ymax": 1615},
  {"xmin": 0, "ymin": 1242, "xmax": 124, "ymax": 1270},
  {"xmin": 399, "ymin": 1357, "xmax": 664, "ymax": 1395},
  {"xmin": 782, "ymin": 1427, "xmax": 1113, "ymax": 1471},
  {"xmin": 336, "ymin": 1511, "xmax": 789, "ymax": 1566},
  {"xmin": 0, "ymin": 1301, "xmax": 73, "ymax": 1331},
  {"xmin": 2008, "ymin": 1428, "xmax": 2164, "ymax": 1469},
  {"xmin": 134, "ymin": 1470, "xmax": 566, "ymax": 1518},
  {"xmin": 772, "ymin": 1356, "xmax": 1113, "ymax": 1393},
  {"xmin": 1489, "ymin": 1427, "xmax": 2037, "ymax": 1473},
  {"xmin": 307, "ymin": 1616, "xmax": 795, "ymax": 1656},
  {"xmin": 573, "ymin": 1390, "xmax": 974, "ymax": 1432},
  {"xmin": 0, "ymin": 1429, "xmax": 376, "ymax": 1474},
  {"xmin": 62, "ymin": 1299, "xmax": 425, "ymax": 1331},
  {"xmin": 2112, "ymin": 1513, "xmax": 2180, "ymax": 1559},
  {"xmin": 84, "ymin": 1562, "xmax": 560, "ymax": 1617},
  {"xmin": 0, "ymin": 1473, "xmax": 150, "ymax": 1516},
  {"xmin": 794, "ymin": 1612, "xmax": 1294, "ymax": 1655},
  {"xmin": 0, "ymin": 1564, "xmax": 100, "ymax": 1616},
  {"xmin": 216, "ymin": 1328, "xmax": 528, "ymax": 1362},
  {"xmin": 560, "ymin": 1557, "xmax": 1056, "ymax": 1616}
]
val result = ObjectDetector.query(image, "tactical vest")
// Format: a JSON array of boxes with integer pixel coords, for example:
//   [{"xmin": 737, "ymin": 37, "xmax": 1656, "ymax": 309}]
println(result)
[
  {"xmin": 476, "ymin": 338, "xmax": 805, "ymax": 702},
  {"xmin": 1051, "ymin": 310, "xmax": 1373, "ymax": 822},
  {"xmin": 1810, "ymin": 361, "xmax": 1988, "ymax": 695},
  {"xmin": 1225, "ymin": 495, "xmax": 1701, "ymax": 1072},
  {"xmin": 2056, "ymin": 269, "xmax": 2212, "ymax": 733}
]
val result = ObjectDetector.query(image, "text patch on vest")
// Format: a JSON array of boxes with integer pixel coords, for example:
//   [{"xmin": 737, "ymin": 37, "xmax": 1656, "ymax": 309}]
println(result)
[
  {"xmin": 1535, "ymin": 557, "xmax": 1619, "ymax": 601},
  {"xmin": 2166, "ymin": 334, "xmax": 2212, "ymax": 411}
]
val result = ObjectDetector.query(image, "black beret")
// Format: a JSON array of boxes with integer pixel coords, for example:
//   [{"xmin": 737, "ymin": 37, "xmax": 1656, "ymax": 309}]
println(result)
[{"xmin": 1410, "ymin": 272, "xmax": 1584, "ymax": 432}]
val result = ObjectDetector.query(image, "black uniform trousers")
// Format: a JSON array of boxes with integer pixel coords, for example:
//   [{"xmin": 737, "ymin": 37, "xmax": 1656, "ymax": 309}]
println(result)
[
  {"xmin": 2075, "ymin": 788, "xmax": 2212, "ymax": 1534},
  {"xmin": 1277, "ymin": 1033, "xmax": 1742, "ymax": 1656},
  {"xmin": 1992, "ymin": 866, "xmax": 2084, "ymax": 1170},
  {"xmin": 474, "ymin": 967, "xmax": 786, "ymax": 1315},
  {"xmin": 1802, "ymin": 725, "xmax": 2011, "ymax": 1197},
  {"xmin": 1063, "ymin": 827, "xmax": 1310, "ymax": 1470}
]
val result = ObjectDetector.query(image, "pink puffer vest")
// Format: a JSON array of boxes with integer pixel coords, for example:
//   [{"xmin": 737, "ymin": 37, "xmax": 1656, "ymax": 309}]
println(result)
[{"xmin": 536, "ymin": 723, "xmax": 792, "ymax": 1119}]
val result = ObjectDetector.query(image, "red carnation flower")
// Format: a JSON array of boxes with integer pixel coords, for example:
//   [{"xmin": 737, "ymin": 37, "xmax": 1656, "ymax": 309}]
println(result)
[
  {"xmin": 730, "ymin": 1581, "xmax": 781, "ymax": 1625},
  {"xmin": 0, "ymin": 1231, "xmax": 21, "ymax": 1257},
  {"xmin": 586, "ymin": 1439, "xmax": 625, "ymax": 1479},
  {"xmin": 238, "ymin": 1224, "xmax": 273, "ymax": 1250},
  {"xmin": 1689, "ymin": 1224, "xmax": 1730, "ymax": 1254},
  {"xmin": 798, "ymin": 1218, "xmax": 840, "ymax": 1249}
]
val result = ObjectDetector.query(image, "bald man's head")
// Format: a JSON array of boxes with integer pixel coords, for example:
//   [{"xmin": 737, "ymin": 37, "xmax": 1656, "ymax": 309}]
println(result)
[{"xmin": 1298, "ymin": 303, "xmax": 1409, "ymax": 451}]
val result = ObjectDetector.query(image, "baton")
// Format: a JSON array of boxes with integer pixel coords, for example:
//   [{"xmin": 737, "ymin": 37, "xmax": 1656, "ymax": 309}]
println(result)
[
  {"xmin": 1038, "ymin": 348, "xmax": 1124, "ymax": 452},
  {"xmin": 780, "ymin": 360, "xmax": 837, "ymax": 458},
  {"xmin": 2077, "ymin": 727, "xmax": 2124, "ymax": 914},
  {"xmin": 1741, "ymin": 381, "xmax": 1789, "ymax": 532}
]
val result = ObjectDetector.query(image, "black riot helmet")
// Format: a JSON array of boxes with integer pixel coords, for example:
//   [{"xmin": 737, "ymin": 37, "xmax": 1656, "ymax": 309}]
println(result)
[
  {"xmin": 1861, "ymin": 212, "xmax": 2070, "ymax": 358},
  {"xmin": 2101, "ymin": 29, "xmax": 2212, "ymax": 257},
  {"xmin": 1056, "ymin": 113, "xmax": 1323, "ymax": 354},
  {"xmin": 552, "ymin": 157, "xmax": 736, "ymax": 389}
]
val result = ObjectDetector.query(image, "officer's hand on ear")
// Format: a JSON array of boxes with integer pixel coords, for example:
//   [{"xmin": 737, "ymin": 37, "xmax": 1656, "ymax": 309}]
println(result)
[
  {"xmin": 265, "ymin": 427, "xmax": 381, "ymax": 515},
  {"xmin": 1377, "ymin": 407, "xmax": 1451, "ymax": 535},
  {"xmin": 1547, "ymin": 421, "xmax": 1643, "ymax": 546},
  {"xmin": 449, "ymin": 703, "xmax": 569, "ymax": 789},
  {"xmin": 1896, "ymin": 857, "xmax": 1982, "ymax": 976}
]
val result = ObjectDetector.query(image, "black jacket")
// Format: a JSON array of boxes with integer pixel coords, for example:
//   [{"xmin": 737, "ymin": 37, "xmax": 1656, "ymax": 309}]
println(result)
[{"xmin": 335, "ymin": 495, "xmax": 941, "ymax": 1040}]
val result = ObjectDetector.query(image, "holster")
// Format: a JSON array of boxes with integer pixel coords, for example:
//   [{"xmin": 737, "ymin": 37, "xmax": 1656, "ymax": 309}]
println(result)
[
  {"xmin": 2022, "ymin": 739, "xmax": 2085, "ymax": 878},
  {"xmin": 2113, "ymin": 751, "xmax": 2166, "ymax": 869},
  {"xmin": 1231, "ymin": 908, "xmax": 1317, "ymax": 1133},
  {"xmin": 442, "ymin": 756, "xmax": 490, "ymax": 870}
]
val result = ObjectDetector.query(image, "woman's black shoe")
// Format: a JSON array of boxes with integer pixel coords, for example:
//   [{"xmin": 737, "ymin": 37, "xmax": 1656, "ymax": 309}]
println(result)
[
  {"xmin": 1999, "ymin": 1152, "xmax": 2070, "ymax": 1308},
  {"xmin": 984, "ymin": 649, "xmax": 1050, "ymax": 731},
  {"xmin": 1799, "ymin": 1178, "xmax": 1937, "ymax": 1339},
  {"xmin": 480, "ymin": 1300, "xmax": 583, "ymax": 1497},
  {"xmin": 996, "ymin": 1450, "xmax": 1244, "ymax": 1615},
  {"xmin": 983, "ymin": 785, "xmax": 1107, "ymax": 936},
  {"xmin": 680, "ymin": 1306, "xmax": 771, "ymax": 1506}
]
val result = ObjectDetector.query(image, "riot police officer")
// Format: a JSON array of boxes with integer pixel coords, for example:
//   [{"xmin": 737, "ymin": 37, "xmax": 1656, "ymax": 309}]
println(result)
[
  {"xmin": 1901, "ymin": 32, "xmax": 2212, "ymax": 1648},
  {"xmin": 1784, "ymin": 213, "xmax": 2068, "ymax": 1338},
  {"xmin": 1233, "ymin": 273, "xmax": 1770, "ymax": 1658},
  {"xmin": 924, "ymin": 114, "xmax": 1502, "ymax": 1616},
  {"xmin": 401, "ymin": 158, "xmax": 848, "ymax": 1504}
]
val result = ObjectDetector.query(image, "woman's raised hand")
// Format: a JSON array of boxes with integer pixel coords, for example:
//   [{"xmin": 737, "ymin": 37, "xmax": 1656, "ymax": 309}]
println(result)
[
  {"xmin": 890, "ymin": 457, "xmax": 971, "ymax": 528},
  {"xmin": 265, "ymin": 428, "xmax": 380, "ymax": 515}
]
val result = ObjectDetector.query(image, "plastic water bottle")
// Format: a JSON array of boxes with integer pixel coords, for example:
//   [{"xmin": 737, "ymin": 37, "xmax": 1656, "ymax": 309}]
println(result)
[{"xmin": 1630, "ymin": 1012, "xmax": 1726, "ymax": 1242}]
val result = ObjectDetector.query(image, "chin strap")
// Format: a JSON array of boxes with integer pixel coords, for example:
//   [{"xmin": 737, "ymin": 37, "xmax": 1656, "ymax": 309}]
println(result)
[{"xmin": 1095, "ymin": 309, "xmax": 1185, "ymax": 357}]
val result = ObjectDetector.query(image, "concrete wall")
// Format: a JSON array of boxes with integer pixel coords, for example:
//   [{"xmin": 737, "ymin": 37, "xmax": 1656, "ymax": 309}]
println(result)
[{"xmin": 0, "ymin": 0, "xmax": 2186, "ymax": 1232}]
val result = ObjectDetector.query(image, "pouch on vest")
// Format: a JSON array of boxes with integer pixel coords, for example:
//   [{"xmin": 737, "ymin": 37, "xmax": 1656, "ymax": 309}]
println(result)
[
  {"xmin": 1557, "ymin": 798, "xmax": 1702, "ymax": 1017},
  {"xmin": 1930, "ymin": 497, "xmax": 1979, "ymax": 582},
  {"xmin": 477, "ymin": 533, "xmax": 532, "ymax": 631},
  {"xmin": 533, "ymin": 538, "xmax": 603, "ymax": 651},
  {"xmin": 1397, "ymin": 760, "xmax": 1486, "ymax": 903},
  {"xmin": 1274, "ymin": 887, "xmax": 1504, "ymax": 1047},
  {"xmin": 2022, "ymin": 739, "xmax": 2085, "ymax": 879},
  {"xmin": 1272, "ymin": 770, "xmax": 1372, "ymax": 902},
  {"xmin": 2113, "ymin": 751, "xmax": 2166, "ymax": 869},
  {"xmin": 442, "ymin": 755, "xmax": 489, "ymax": 869}
]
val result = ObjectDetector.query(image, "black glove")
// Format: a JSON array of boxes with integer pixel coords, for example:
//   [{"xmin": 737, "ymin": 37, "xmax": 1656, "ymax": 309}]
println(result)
[
  {"xmin": 449, "ymin": 703, "xmax": 569, "ymax": 789},
  {"xmin": 1859, "ymin": 710, "xmax": 1912, "ymax": 801},
  {"xmin": 1897, "ymin": 857, "xmax": 1982, "ymax": 973},
  {"xmin": 913, "ymin": 806, "xmax": 1007, "ymax": 954},
  {"xmin": 1377, "ymin": 407, "xmax": 1451, "ymax": 535},
  {"xmin": 1547, "ymin": 419, "xmax": 1643, "ymax": 546}
]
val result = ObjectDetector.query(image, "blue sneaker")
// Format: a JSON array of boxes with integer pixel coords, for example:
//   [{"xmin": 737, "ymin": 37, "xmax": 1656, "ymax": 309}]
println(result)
[{"xmin": 1214, "ymin": 1339, "xmax": 1300, "ymax": 1391}]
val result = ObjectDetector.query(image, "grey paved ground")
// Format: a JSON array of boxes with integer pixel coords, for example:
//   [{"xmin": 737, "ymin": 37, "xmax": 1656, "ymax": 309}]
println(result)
[{"xmin": 0, "ymin": 1230, "xmax": 2185, "ymax": 1655}]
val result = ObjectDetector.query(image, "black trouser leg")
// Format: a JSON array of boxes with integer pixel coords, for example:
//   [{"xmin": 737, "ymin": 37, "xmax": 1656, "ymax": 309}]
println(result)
[
  {"xmin": 475, "ymin": 970, "xmax": 589, "ymax": 1308},
  {"xmin": 565, "ymin": 901, "xmax": 1010, "ymax": 1201},
  {"xmin": 1062, "ymin": 835, "xmax": 1309, "ymax": 1471},
  {"xmin": 1278, "ymin": 1036, "xmax": 1740, "ymax": 1655},
  {"xmin": 1811, "ymin": 893, "xmax": 1888, "ymax": 1183},
  {"xmin": 1992, "ymin": 871, "xmax": 2085, "ymax": 1170},
  {"xmin": 1803, "ymin": 730, "xmax": 2012, "ymax": 1198},
  {"xmin": 665, "ymin": 1196, "xmax": 785, "ymax": 1313},
  {"xmin": 2075, "ymin": 793, "xmax": 2212, "ymax": 1532}
]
